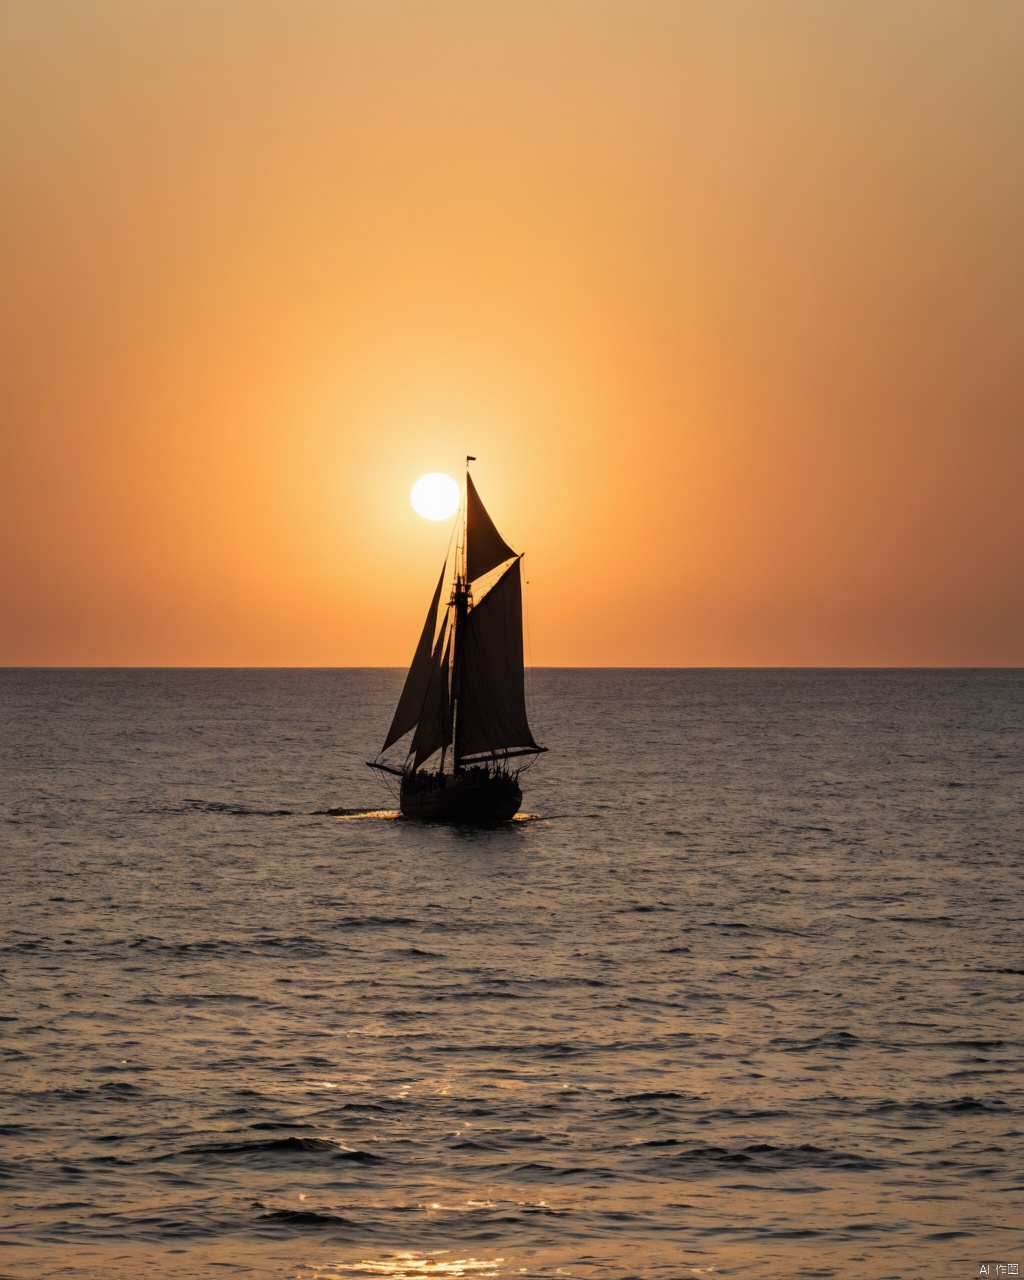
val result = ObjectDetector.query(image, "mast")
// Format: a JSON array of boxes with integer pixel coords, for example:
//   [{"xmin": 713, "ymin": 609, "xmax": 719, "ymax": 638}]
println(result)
[{"xmin": 450, "ymin": 455, "xmax": 474, "ymax": 773}]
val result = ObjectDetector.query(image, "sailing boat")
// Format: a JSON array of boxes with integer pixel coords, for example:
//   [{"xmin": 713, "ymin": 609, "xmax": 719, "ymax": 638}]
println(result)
[{"xmin": 368, "ymin": 460, "xmax": 545, "ymax": 822}]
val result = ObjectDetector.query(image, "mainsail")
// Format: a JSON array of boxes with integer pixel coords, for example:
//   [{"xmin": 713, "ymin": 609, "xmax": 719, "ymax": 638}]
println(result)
[{"xmin": 456, "ymin": 556, "xmax": 539, "ymax": 760}]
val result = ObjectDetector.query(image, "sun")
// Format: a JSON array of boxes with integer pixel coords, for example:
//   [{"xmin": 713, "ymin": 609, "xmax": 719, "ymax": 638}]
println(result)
[{"xmin": 410, "ymin": 472, "xmax": 460, "ymax": 521}]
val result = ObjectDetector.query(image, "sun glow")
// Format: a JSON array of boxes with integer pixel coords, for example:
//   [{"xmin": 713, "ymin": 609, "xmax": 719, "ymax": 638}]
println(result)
[{"xmin": 410, "ymin": 473, "xmax": 460, "ymax": 521}]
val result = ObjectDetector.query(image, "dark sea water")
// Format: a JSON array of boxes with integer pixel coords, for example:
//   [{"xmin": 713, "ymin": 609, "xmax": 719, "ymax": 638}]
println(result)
[{"xmin": 1, "ymin": 669, "xmax": 1022, "ymax": 1280}]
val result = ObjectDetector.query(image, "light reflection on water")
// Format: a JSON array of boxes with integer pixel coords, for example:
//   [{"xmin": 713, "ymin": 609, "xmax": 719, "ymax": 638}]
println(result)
[
  {"xmin": 309, "ymin": 1255, "xmax": 506, "ymax": 1277},
  {"xmin": 323, "ymin": 808, "xmax": 402, "ymax": 819}
]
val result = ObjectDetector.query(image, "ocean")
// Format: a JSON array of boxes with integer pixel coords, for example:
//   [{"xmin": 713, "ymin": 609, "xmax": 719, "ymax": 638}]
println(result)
[{"xmin": 1, "ymin": 668, "xmax": 1021, "ymax": 1280}]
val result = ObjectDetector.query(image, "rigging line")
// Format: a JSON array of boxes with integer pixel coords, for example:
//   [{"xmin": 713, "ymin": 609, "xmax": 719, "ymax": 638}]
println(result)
[
  {"xmin": 439, "ymin": 498, "xmax": 460, "ymax": 629},
  {"xmin": 457, "ymin": 464, "xmax": 470, "ymax": 586}
]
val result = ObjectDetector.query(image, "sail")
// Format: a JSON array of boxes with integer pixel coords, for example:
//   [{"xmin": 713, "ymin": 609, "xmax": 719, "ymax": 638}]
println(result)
[
  {"xmin": 410, "ymin": 624, "xmax": 451, "ymax": 768},
  {"xmin": 466, "ymin": 474, "xmax": 515, "ymax": 582},
  {"xmin": 381, "ymin": 567, "xmax": 446, "ymax": 752},
  {"xmin": 457, "ymin": 557, "xmax": 540, "ymax": 759}
]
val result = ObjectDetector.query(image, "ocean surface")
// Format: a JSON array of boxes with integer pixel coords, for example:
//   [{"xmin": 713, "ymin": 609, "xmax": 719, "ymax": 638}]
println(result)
[{"xmin": 1, "ymin": 668, "xmax": 1022, "ymax": 1280}]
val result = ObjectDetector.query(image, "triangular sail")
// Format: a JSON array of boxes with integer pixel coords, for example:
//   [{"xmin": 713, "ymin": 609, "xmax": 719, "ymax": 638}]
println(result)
[
  {"xmin": 457, "ymin": 557, "xmax": 540, "ymax": 759},
  {"xmin": 381, "ymin": 567, "xmax": 446, "ymax": 752},
  {"xmin": 410, "ymin": 623, "xmax": 452, "ymax": 768},
  {"xmin": 466, "ymin": 474, "xmax": 515, "ymax": 582}
]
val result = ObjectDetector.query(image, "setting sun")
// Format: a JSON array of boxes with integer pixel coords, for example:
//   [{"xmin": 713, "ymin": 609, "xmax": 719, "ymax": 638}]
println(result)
[{"xmin": 410, "ymin": 473, "xmax": 460, "ymax": 522}]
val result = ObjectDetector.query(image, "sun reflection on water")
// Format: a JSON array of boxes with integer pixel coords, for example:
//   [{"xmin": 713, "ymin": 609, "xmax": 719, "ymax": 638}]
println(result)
[{"xmin": 308, "ymin": 1255, "xmax": 506, "ymax": 1277}]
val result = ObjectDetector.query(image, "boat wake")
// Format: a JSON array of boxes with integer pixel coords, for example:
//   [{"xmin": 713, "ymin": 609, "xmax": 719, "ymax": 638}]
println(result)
[
  {"xmin": 316, "ymin": 808, "xmax": 545, "ymax": 822},
  {"xmin": 316, "ymin": 808, "xmax": 402, "ymax": 820}
]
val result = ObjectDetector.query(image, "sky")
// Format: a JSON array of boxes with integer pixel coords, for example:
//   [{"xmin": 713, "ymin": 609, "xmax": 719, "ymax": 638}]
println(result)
[{"xmin": 2, "ymin": 0, "xmax": 1022, "ymax": 666}]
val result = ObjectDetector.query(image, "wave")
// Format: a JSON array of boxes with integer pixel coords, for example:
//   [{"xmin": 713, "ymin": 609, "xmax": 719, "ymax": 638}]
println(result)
[
  {"xmin": 656, "ymin": 1142, "xmax": 891, "ymax": 1173},
  {"xmin": 770, "ymin": 1030, "xmax": 862, "ymax": 1053},
  {"xmin": 255, "ymin": 1207, "xmax": 358, "ymax": 1227},
  {"xmin": 185, "ymin": 1136, "xmax": 379, "ymax": 1161},
  {"xmin": 128, "ymin": 935, "xmax": 327, "ymax": 958},
  {"xmin": 183, "ymin": 799, "xmax": 295, "ymax": 817},
  {"xmin": 870, "ymin": 1096, "xmax": 1010, "ymax": 1114},
  {"xmin": 330, "ymin": 916, "xmax": 418, "ymax": 929}
]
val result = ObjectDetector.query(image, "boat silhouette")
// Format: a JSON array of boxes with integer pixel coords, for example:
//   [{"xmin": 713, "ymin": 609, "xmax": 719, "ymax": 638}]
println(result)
[{"xmin": 368, "ymin": 459, "xmax": 545, "ymax": 822}]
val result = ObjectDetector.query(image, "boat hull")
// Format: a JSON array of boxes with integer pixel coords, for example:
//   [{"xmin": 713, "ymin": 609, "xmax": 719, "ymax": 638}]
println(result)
[{"xmin": 399, "ymin": 770, "xmax": 522, "ymax": 823}]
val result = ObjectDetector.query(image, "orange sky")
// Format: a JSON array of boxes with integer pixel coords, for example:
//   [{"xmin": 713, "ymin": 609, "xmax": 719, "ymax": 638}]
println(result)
[{"xmin": 2, "ymin": 1, "xmax": 1022, "ymax": 666}]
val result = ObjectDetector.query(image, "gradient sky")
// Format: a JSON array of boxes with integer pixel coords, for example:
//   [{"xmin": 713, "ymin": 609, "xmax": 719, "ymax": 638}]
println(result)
[{"xmin": 3, "ymin": 0, "xmax": 1022, "ymax": 666}]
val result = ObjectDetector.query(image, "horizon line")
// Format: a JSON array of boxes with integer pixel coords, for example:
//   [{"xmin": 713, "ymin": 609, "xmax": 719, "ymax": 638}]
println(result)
[{"xmin": 2, "ymin": 665, "xmax": 1022, "ymax": 673}]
